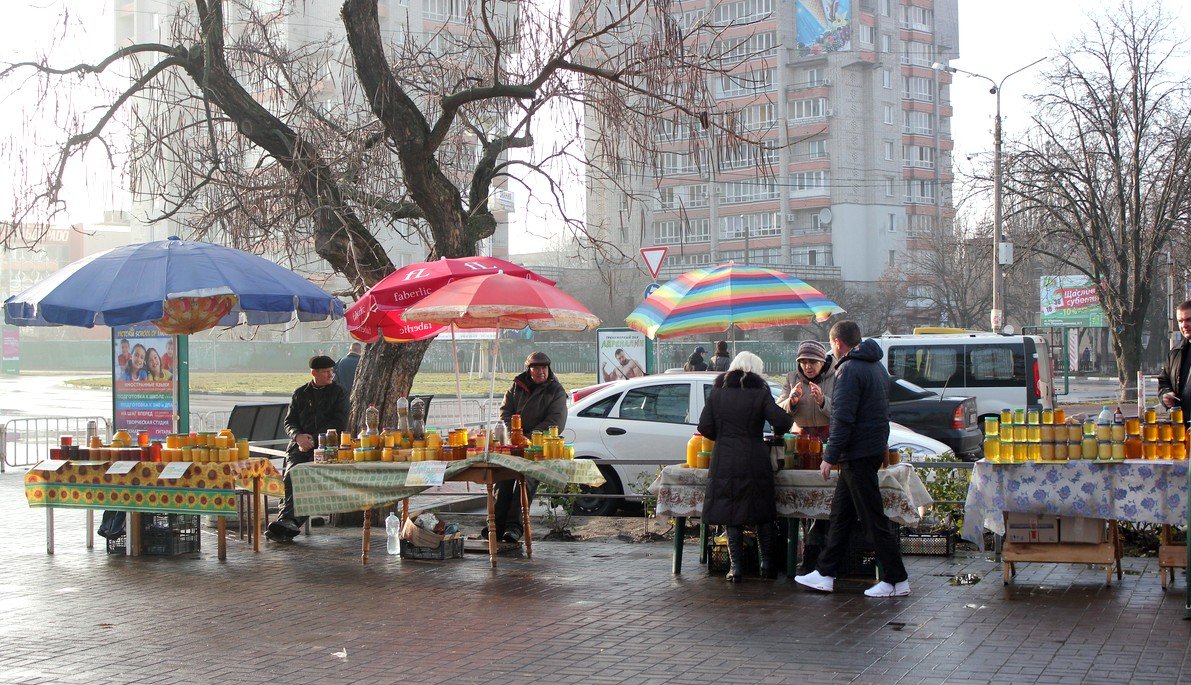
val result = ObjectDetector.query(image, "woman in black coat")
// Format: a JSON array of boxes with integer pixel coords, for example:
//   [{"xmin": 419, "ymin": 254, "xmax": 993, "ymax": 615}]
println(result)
[{"xmin": 697, "ymin": 351, "xmax": 794, "ymax": 581}]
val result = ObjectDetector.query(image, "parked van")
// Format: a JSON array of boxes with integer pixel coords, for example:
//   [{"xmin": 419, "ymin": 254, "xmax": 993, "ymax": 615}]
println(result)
[{"xmin": 872, "ymin": 330, "xmax": 1056, "ymax": 420}]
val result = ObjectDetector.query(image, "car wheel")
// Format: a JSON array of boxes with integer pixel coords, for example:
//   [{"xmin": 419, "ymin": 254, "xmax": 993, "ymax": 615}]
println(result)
[{"xmin": 573, "ymin": 463, "xmax": 622, "ymax": 517}]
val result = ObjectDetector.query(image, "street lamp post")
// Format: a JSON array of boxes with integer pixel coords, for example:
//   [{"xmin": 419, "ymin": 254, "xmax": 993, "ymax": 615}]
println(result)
[{"xmin": 933, "ymin": 58, "xmax": 1045, "ymax": 333}]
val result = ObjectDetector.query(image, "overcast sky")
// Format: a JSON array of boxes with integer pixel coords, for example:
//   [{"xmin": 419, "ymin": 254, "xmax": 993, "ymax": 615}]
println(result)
[{"xmin": 0, "ymin": 1, "xmax": 1185, "ymax": 251}]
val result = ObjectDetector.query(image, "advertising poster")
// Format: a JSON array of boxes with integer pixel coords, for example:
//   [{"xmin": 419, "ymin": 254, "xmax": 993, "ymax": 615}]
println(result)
[
  {"xmin": 1039, "ymin": 275, "xmax": 1107, "ymax": 327},
  {"xmin": 2, "ymin": 327, "xmax": 18, "ymax": 374},
  {"xmin": 796, "ymin": 0, "xmax": 852, "ymax": 57},
  {"xmin": 596, "ymin": 329, "xmax": 648, "ymax": 383},
  {"xmin": 112, "ymin": 323, "xmax": 178, "ymax": 439}
]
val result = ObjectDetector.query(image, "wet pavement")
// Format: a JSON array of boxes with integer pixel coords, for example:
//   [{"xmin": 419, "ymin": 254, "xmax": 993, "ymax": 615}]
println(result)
[{"xmin": 1, "ymin": 471, "xmax": 1189, "ymax": 685}]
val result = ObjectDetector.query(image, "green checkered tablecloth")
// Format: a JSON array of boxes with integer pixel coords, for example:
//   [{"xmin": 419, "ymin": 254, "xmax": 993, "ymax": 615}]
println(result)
[{"xmin": 290, "ymin": 453, "xmax": 605, "ymax": 517}]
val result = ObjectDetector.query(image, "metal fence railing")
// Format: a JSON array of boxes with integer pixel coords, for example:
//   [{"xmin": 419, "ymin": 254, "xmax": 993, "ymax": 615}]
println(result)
[{"xmin": 1, "ymin": 416, "xmax": 112, "ymax": 472}]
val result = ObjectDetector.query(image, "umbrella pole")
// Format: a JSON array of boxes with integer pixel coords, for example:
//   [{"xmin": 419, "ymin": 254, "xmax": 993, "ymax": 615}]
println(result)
[
  {"xmin": 488, "ymin": 328, "xmax": 502, "ymax": 435},
  {"xmin": 177, "ymin": 334, "xmax": 189, "ymax": 433},
  {"xmin": 450, "ymin": 325, "xmax": 464, "ymax": 428}
]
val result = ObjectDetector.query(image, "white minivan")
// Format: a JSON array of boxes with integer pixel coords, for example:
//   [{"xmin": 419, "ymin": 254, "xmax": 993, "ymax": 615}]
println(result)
[{"xmin": 872, "ymin": 330, "xmax": 1056, "ymax": 421}]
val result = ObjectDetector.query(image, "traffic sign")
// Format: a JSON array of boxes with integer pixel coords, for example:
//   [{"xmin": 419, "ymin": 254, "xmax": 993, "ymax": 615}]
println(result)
[
  {"xmin": 640, "ymin": 247, "xmax": 668, "ymax": 279},
  {"xmin": 643, "ymin": 282, "xmax": 661, "ymax": 300}
]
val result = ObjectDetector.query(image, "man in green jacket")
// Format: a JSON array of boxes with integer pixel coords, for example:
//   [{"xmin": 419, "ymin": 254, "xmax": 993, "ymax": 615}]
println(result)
[{"xmin": 485, "ymin": 351, "xmax": 568, "ymax": 543}]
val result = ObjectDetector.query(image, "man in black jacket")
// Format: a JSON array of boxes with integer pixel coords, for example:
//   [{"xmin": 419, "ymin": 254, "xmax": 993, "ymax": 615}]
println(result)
[
  {"xmin": 795, "ymin": 320, "xmax": 909, "ymax": 597},
  {"xmin": 1158, "ymin": 300, "xmax": 1191, "ymax": 425},
  {"xmin": 485, "ymin": 351, "xmax": 568, "ymax": 543},
  {"xmin": 267, "ymin": 355, "xmax": 350, "ymax": 542}
]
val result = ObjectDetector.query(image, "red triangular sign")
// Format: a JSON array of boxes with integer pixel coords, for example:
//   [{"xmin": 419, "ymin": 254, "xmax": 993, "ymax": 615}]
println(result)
[{"xmin": 640, "ymin": 247, "xmax": 668, "ymax": 279}]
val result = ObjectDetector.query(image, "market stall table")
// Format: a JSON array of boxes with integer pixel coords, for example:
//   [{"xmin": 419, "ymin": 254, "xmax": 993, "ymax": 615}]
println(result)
[
  {"xmin": 648, "ymin": 463, "xmax": 933, "ymax": 576},
  {"xmin": 289, "ymin": 453, "xmax": 604, "ymax": 566},
  {"xmin": 962, "ymin": 459, "xmax": 1189, "ymax": 586},
  {"xmin": 24, "ymin": 457, "xmax": 285, "ymax": 560}
]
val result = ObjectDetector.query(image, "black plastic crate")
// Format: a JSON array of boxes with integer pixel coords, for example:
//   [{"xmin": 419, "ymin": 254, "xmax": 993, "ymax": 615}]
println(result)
[
  {"xmin": 105, "ymin": 535, "xmax": 126, "ymax": 555},
  {"xmin": 706, "ymin": 536, "xmax": 759, "ymax": 575},
  {"xmin": 140, "ymin": 513, "xmax": 200, "ymax": 556},
  {"xmin": 400, "ymin": 536, "xmax": 464, "ymax": 560},
  {"xmin": 900, "ymin": 528, "xmax": 957, "ymax": 557},
  {"xmin": 839, "ymin": 524, "xmax": 900, "ymax": 579}
]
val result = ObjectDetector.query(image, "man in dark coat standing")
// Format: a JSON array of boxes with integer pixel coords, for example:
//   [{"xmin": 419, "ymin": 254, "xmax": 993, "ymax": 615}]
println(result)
[
  {"xmin": 1158, "ymin": 299, "xmax": 1191, "ymax": 426},
  {"xmin": 334, "ymin": 342, "xmax": 363, "ymax": 396},
  {"xmin": 267, "ymin": 355, "xmax": 350, "ymax": 542},
  {"xmin": 487, "ymin": 351, "xmax": 568, "ymax": 543},
  {"xmin": 698, "ymin": 351, "xmax": 793, "ymax": 581},
  {"xmin": 795, "ymin": 320, "xmax": 909, "ymax": 597}
]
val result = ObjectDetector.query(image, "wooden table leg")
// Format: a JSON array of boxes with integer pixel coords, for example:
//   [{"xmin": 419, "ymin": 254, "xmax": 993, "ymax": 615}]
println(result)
[
  {"xmin": 86, "ymin": 510, "xmax": 94, "ymax": 550},
  {"xmin": 362, "ymin": 507, "xmax": 371, "ymax": 565},
  {"xmin": 253, "ymin": 477, "xmax": 262, "ymax": 553},
  {"xmin": 217, "ymin": 516, "xmax": 227, "ymax": 561},
  {"xmin": 486, "ymin": 482, "xmax": 497, "ymax": 567},
  {"xmin": 672, "ymin": 516, "xmax": 686, "ymax": 574},
  {"xmin": 786, "ymin": 518, "xmax": 800, "ymax": 578},
  {"xmin": 519, "ymin": 475, "xmax": 533, "ymax": 559},
  {"xmin": 698, "ymin": 521, "xmax": 707, "ymax": 564},
  {"xmin": 129, "ymin": 512, "xmax": 141, "ymax": 557},
  {"xmin": 46, "ymin": 508, "xmax": 54, "ymax": 555}
]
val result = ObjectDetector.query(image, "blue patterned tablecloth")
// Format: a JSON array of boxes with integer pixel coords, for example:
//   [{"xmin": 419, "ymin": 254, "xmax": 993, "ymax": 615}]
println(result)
[{"xmin": 962, "ymin": 459, "xmax": 1189, "ymax": 549}]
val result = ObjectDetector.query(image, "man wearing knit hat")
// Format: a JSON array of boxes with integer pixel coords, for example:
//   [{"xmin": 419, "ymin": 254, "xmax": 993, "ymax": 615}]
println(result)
[
  {"xmin": 267, "ymin": 354, "xmax": 350, "ymax": 542},
  {"xmin": 486, "ymin": 351, "xmax": 569, "ymax": 542}
]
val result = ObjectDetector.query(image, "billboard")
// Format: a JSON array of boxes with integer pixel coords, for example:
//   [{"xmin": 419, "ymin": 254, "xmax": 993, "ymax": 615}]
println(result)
[
  {"xmin": 112, "ymin": 323, "xmax": 178, "ymax": 439},
  {"xmin": 796, "ymin": 0, "xmax": 852, "ymax": 57},
  {"xmin": 1039, "ymin": 275, "xmax": 1107, "ymax": 327},
  {"xmin": 596, "ymin": 329, "xmax": 648, "ymax": 383}
]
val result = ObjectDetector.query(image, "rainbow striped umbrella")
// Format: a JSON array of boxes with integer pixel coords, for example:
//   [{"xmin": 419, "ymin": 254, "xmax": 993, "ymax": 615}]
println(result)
[{"xmin": 625, "ymin": 263, "xmax": 844, "ymax": 339}]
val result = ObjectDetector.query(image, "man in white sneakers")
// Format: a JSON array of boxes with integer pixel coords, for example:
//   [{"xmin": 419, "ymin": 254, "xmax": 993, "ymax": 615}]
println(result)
[{"xmin": 794, "ymin": 320, "xmax": 910, "ymax": 598}]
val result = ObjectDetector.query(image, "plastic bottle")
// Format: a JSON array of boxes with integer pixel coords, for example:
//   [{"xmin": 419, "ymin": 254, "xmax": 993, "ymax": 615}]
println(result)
[
  {"xmin": 386, "ymin": 512, "xmax": 401, "ymax": 555},
  {"xmin": 1094, "ymin": 405, "xmax": 1113, "ymax": 442}
]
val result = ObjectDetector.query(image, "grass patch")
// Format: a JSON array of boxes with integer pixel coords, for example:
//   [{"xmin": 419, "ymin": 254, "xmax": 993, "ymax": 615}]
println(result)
[{"xmin": 64, "ymin": 371, "xmax": 608, "ymax": 396}]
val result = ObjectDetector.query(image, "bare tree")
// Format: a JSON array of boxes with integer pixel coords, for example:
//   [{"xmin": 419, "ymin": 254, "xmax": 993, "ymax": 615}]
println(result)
[
  {"xmin": 906, "ymin": 218, "xmax": 992, "ymax": 329},
  {"xmin": 1003, "ymin": 3, "xmax": 1191, "ymax": 399},
  {"xmin": 1, "ymin": 0, "xmax": 764, "ymax": 425}
]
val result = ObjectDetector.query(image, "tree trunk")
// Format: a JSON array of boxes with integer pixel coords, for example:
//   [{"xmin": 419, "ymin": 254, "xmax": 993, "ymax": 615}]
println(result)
[
  {"xmin": 347, "ymin": 339, "xmax": 434, "ymax": 432},
  {"xmin": 1110, "ymin": 319, "xmax": 1143, "ymax": 404}
]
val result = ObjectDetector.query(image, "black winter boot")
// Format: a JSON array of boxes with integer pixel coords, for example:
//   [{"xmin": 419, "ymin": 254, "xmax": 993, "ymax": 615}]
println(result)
[
  {"xmin": 725, "ymin": 526, "xmax": 745, "ymax": 582},
  {"xmin": 757, "ymin": 522, "xmax": 776, "ymax": 579}
]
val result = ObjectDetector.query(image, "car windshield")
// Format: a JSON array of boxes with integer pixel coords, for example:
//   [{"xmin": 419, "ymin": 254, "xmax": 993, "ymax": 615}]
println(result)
[{"xmin": 889, "ymin": 377, "xmax": 935, "ymax": 401}]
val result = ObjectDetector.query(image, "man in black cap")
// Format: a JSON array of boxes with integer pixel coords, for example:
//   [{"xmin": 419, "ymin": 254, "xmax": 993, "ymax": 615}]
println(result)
[
  {"xmin": 267, "ymin": 354, "xmax": 350, "ymax": 542},
  {"xmin": 684, "ymin": 345, "xmax": 708, "ymax": 371},
  {"xmin": 486, "ymin": 351, "xmax": 568, "ymax": 543}
]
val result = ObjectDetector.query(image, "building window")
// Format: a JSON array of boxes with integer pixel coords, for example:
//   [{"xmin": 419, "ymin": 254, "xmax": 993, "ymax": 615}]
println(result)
[
  {"xmin": 859, "ymin": 24, "xmax": 876, "ymax": 46},
  {"xmin": 902, "ymin": 76, "xmax": 936, "ymax": 102},
  {"xmin": 807, "ymin": 139, "xmax": 828, "ymax": 159},
  {"xmin": 888, "ymin": 214, "xmax": 897, "ymax": 232},
  {"xmin": 789, "ymin": 97, "xmax": 830, "ymax": 120},
  {"xmin": 884, "ymin": 141, "xmax": 894, "ymax": 160},
  {"xmin": 805, "ymin": 68, "xmax": 826, "ymax": 86},
  {"xmin": 882, "ymin": 68, "xmax": 892, "ymax": 89},
  {"xmin": 885, "ymin": 177, "xmax": 895, "ymax": 197},
  {"xmin": 880, "ymin": 34, "xmax": 891, "ymax": 54},
  {"xmin": 880, "ymin": 0, "xmax": 891, "ymax": 17},
  {"xmin": 717, "ymin": 68, "xmax": 776, "ymax": 98},
  {"xmin": 791, "ymin": 245, "xmax": 833, "ymax": 266},
  {"xmin": 889, "ymin": 250, "xmax": 896, "ymax": 267},
  {"xmin": 883, "ymin": 105, "xmax": 894, "ymax": 124},
  {"xmin": 790, "ymin": 171, "xmax": 829, "ymax": 195}
]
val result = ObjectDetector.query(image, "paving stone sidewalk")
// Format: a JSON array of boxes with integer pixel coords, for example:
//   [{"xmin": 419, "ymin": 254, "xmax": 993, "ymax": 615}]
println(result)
[{"xmin": 0, "ymin": 472, "xmax": 1188, "ymax": 685}]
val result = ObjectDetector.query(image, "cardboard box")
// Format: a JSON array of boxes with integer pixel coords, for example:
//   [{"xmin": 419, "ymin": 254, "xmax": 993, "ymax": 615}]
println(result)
[
  {"xmin": 402, "ymin": 516, "xmax": 444, "ymax": 548},
  {"xmin": 1006, "ymin": 513, "xmax": 1059, "ymax": 543},
  {"xmin": 1060, "ymin": 516, "xmax": 1106, "ymax": 544}
]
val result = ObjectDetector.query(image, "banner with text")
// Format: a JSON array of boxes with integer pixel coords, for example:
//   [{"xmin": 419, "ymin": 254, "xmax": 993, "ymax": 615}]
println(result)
[
  {"xmin": 596, "ymin": 329, "xmax": 648, "ymax": 383},
  {"xmin": 1039, "ymin": 275, "xmax": 1106, "ymax": 327},
  {"xmin": 112, "ymin": 323, "xmax": 178, "ymax": 439}
]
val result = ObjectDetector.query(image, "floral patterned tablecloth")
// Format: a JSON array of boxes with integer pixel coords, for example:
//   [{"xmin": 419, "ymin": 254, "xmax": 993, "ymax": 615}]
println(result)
[
  {"xmin": 290, "ymin": 453, "xmax": 605, "ymax": 517},
  {"xmin": 647, "ymin": 463, "xmax": 933, "ymax": 528},
  {"xmin": 24, "ymin": 458, "xmax": 284, "ymax": 515},
  {"xmin": 962, "ymin": 459, "xmax": 1190, "ymax": 550}
]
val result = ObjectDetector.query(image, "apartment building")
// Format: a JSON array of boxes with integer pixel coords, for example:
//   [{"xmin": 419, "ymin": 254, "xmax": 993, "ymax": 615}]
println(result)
[
  {"xmin": 113, "ymin": 0, "xmax": 514, "ymax": 270},
  {"xmin": 586, "ymin": 0, "xmax": 959, "ymax": 286}
]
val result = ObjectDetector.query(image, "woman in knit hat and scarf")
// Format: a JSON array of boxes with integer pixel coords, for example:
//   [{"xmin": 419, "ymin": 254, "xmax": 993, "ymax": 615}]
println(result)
[
  {"xmin": 777, "ymin": 340, "xmax": 836, "ymax": 573},
  {"xmin": 777, "ymin": 340, "xmax": 835, "ymax": 440}
]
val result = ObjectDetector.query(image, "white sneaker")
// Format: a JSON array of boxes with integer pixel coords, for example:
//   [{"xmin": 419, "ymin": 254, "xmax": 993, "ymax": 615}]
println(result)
[
  {"xmin": 794, "ymin": 570, "xmax": 835, "ymax": 592},
  {"xmin": 865, "ymin": 580, "xmax": 912, "ymax": 597}
]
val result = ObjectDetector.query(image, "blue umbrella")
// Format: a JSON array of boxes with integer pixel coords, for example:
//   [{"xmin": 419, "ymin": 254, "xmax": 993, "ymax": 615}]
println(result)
[
  {"xmin": 4, "ymin": 236, "xmax": 343, "ymax": 328},
  {"xmin": 4, "ymin": 236, "xmax": 344, "ymax": 433}
]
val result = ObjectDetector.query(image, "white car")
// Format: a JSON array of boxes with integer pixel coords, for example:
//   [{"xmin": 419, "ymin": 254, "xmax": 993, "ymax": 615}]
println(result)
[{"xmin": 564, "ymin": 373, "xmax": 954, "ymax": 515}]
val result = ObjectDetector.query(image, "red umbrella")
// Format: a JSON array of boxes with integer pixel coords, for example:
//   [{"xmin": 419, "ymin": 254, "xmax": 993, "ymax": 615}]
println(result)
[
  {"xmin": 346, "ymin": 257, "xmax": 552, "ymax": 342},
  {"xmin": 402, "ymin": 273, "xmax": 600, "ymax": 427}
]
